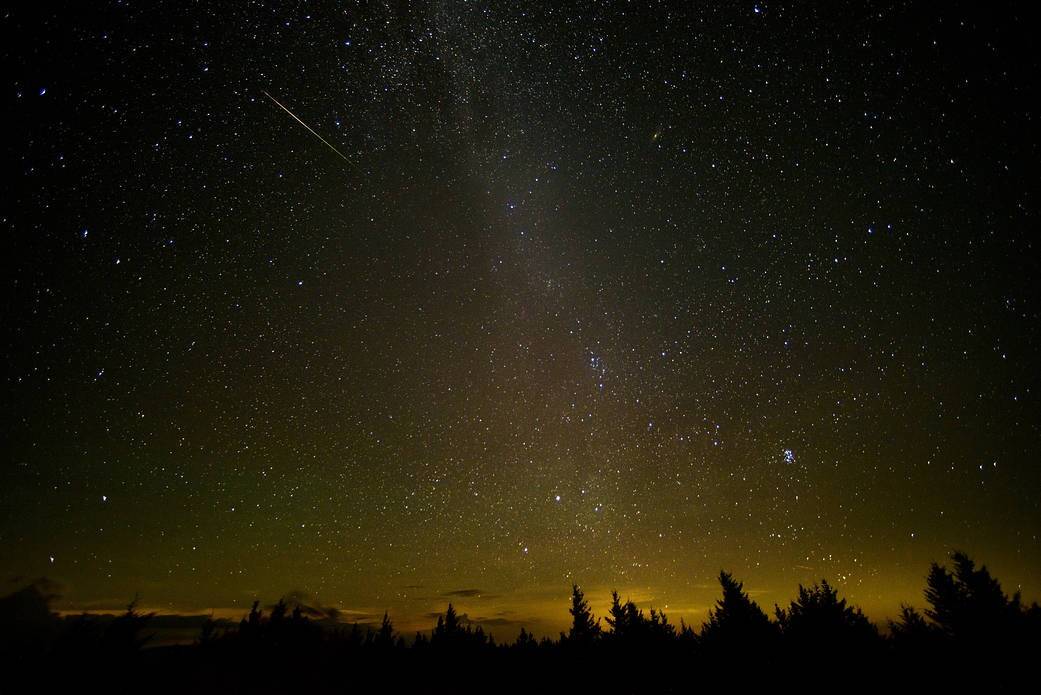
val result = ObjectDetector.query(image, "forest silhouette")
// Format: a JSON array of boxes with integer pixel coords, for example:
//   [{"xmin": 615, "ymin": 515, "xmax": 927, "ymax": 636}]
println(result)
[{"xmin": 2, "ymin": 550, "xmax": 1038, "ymax": 692}]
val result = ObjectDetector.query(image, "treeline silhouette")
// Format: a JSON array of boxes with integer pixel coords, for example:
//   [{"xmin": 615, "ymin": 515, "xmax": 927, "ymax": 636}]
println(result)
[{"xmin": 2, "ymin": 550, "xmax": 1038, "ymax": 692}]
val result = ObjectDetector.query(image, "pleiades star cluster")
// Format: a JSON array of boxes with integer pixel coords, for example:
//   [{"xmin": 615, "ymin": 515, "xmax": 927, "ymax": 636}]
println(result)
[{"xmin": 3, "ymin": 2, "xmax": 1038, "ymax": 636}]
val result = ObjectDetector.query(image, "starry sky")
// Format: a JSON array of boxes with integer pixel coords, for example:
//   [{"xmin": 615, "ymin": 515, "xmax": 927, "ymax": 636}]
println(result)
[{"xmin": 3, "ymin": 2, "xmax": 1039, "ymax": 637}]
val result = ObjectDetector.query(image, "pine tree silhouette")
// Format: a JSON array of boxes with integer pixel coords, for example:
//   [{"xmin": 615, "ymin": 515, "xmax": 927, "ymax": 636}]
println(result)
[
  {"xmin": 564, "ymin": 584, "xmax": 601, "ymax": 646},
  {"xmin": 433, "ymin": 603, "xmax": 473, "ymax": 648},
  {"xmin": 100, "ymin": 596, "xmax": 155, "ymax": 657},
  {"xmin": 375, "ymin": 611, "xmax": 395, "ymax": 648},
  {"xmin": 515, "ymin": 626, "xmax": 538, "ymax": 650},
  {"xmin": 269, "ymin": 597, "xmax": 288, "ymax": 624},
  {"xmin": 443, "ymin": 603, "xmax": 460, "ymax": 633},
  {"xmin": 923, "ymin": 550, "xmax": 1023, "ymax": 650},
  {"xmin": 603, "ymin": 590, "xmax": 670, "ymax": 648},
  {"xmin": 888, "ymin": 604, "xmax": 939, "ymax": 653},
  {"xmin": 605, "ymin": 590, "xmax": 645, "ymax": 643},
  {"xmin": 241, "ymin": 600, "xmax": 262, "ymax": 636},
  {"xmin": 648, "ymin": 608, "xmax": 675, "ymax": 642},
  {"xmin": 775, "ymin": 579, "xmax": 878, "ymax": 651},
  {"xmin": 678, "ymin": 619, "xmax": 697, "ymax": 646},
  {"xmin": 699, "ymin": 570, "xmax": 776, "ymax": 651}
]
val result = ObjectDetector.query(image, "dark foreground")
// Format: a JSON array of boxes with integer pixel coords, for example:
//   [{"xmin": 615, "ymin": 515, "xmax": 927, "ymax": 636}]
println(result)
[{"xmin": 3, "ymin": 551, "xmax": 1038, "ymax": 693}]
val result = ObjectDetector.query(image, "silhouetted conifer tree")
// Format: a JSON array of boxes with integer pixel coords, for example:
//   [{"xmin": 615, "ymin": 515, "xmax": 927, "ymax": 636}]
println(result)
[
  {"xmin": 700, "ymin": 570, "xmax": 776, "ymax": 651},
  {"xmin": 100, "ymin": 597, "xmax": 155, "ymax": 657},
  {"xmin": 433, "ymin": 603, "xmax": 473, "ymax": 648},
  {"xmin": 648, "ymin": 608, "xmax": 675, "ymax": 642},
  {"xmin": 923, "ymin": 550, "xmax": 1024, "ymax": 651},
  {"xmin": 775, "ymin": 579, "xmax": 878, "ymax": 652},
  {"xmin": 443, "ymin": 603, "xmax": 460, "ymax": 632},
  {"xmin": 515, "ymin": 627, "xmax": 538, "ymax": 650},
  {"xmin": 241, "ymin": 600, "xmax": 262, "ymax": 636},
  {"xmin": 678, "ymin": 619, "xmax": 697, "ymax": 646},
  {"xmin": 564, "ymin": 584, "xmax": 601, "ymax": 646},
  {"xmin": 605, "ymin": 590, "xmax": 659, "ymax": 646},
  {"xmin": 270, "ymin": 597, "xmax": 288, "ymax": 624},
  {"xmin": 888, "ymin": 604, "xmax": 939, "ymax": 653},
  {"xmin": 376, "ymin": 611, "xmax": 395, "ymax": 647}
]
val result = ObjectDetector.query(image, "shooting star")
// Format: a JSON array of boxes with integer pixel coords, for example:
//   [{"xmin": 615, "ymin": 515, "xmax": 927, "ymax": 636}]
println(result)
[{"xmin": 262, "ymin": 90, "xmax": 352, "ymax": 165}]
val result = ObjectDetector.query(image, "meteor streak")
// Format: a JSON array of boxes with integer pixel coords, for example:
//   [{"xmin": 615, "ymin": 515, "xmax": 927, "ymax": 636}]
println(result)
[{"xmin": 262, "ymin": 90, "xmax": 352, "ymax": 164}]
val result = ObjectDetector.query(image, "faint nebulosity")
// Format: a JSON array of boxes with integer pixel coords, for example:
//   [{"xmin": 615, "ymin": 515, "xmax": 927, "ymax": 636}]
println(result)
[{"xmin": 2, "ymin": 2, "xmax": 1038, "ymax": 636}]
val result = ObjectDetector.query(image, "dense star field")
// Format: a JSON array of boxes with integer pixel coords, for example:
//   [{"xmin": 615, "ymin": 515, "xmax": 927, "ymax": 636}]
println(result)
[{"xmin": 3, "ymin": 2, "xmax": 1039, "ymax": 637}]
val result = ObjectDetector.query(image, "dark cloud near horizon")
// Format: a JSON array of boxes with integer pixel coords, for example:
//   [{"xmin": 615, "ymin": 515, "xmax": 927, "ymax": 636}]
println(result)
[
  {"xmin": 267, "ymin": 589, "xmax": 347, "ymax": 622},
  {"xmin": 4, "ymin": 576, "xmax": 63, "ymax": 601},
  {"xmin": 467, "ymin": 616, "xmax": 522, "ymax": 627},
  {"xmin": 441, "ymin": 588, "xmax": 500, "ymax": 599}
]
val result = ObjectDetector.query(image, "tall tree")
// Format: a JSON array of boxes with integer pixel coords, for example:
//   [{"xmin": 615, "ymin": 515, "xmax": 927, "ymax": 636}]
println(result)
[
  {"xmin": 648, "ymin": 608, "xmax": 676, "ymax": 643},
  {"xmin": 515, "ymin": 626, "xmax": 538, "ymax": 650},
  {"xmin": 888, "ymin": 604, "xmax": 939, "ymax": 653},
  {"xmin": 375, "ymin": 612, "xmax": 395, "ymax": 647},
  {"xmin": 699, "ymin": 570, "xmax": 775, "ymax": 650},
  {"xmin": 775, "ymin": 579, "xmax": 878, "ymax": 650},
  {"xmin": 432, "ymin": 603, "xmax": 476, "ymax": 648},
  {"xmin": 565, "ymin": 584, "xmax": 601, "ymax": 646},
  {"xmin": 924, "ymin": 550, "xmax": 1021, "ymax": 645}
]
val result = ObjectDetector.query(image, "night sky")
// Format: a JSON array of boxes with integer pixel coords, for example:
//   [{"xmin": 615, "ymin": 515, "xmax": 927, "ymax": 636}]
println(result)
[{"xmin": 3, "ymin": 2, "xmax": 1039, "ymax": 637}]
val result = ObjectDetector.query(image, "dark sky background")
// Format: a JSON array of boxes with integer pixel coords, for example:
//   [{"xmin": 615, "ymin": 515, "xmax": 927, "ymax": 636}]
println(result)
[{"xmin": 3, "ymin": 2, "xmax": 1039, "ymax": 637}]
